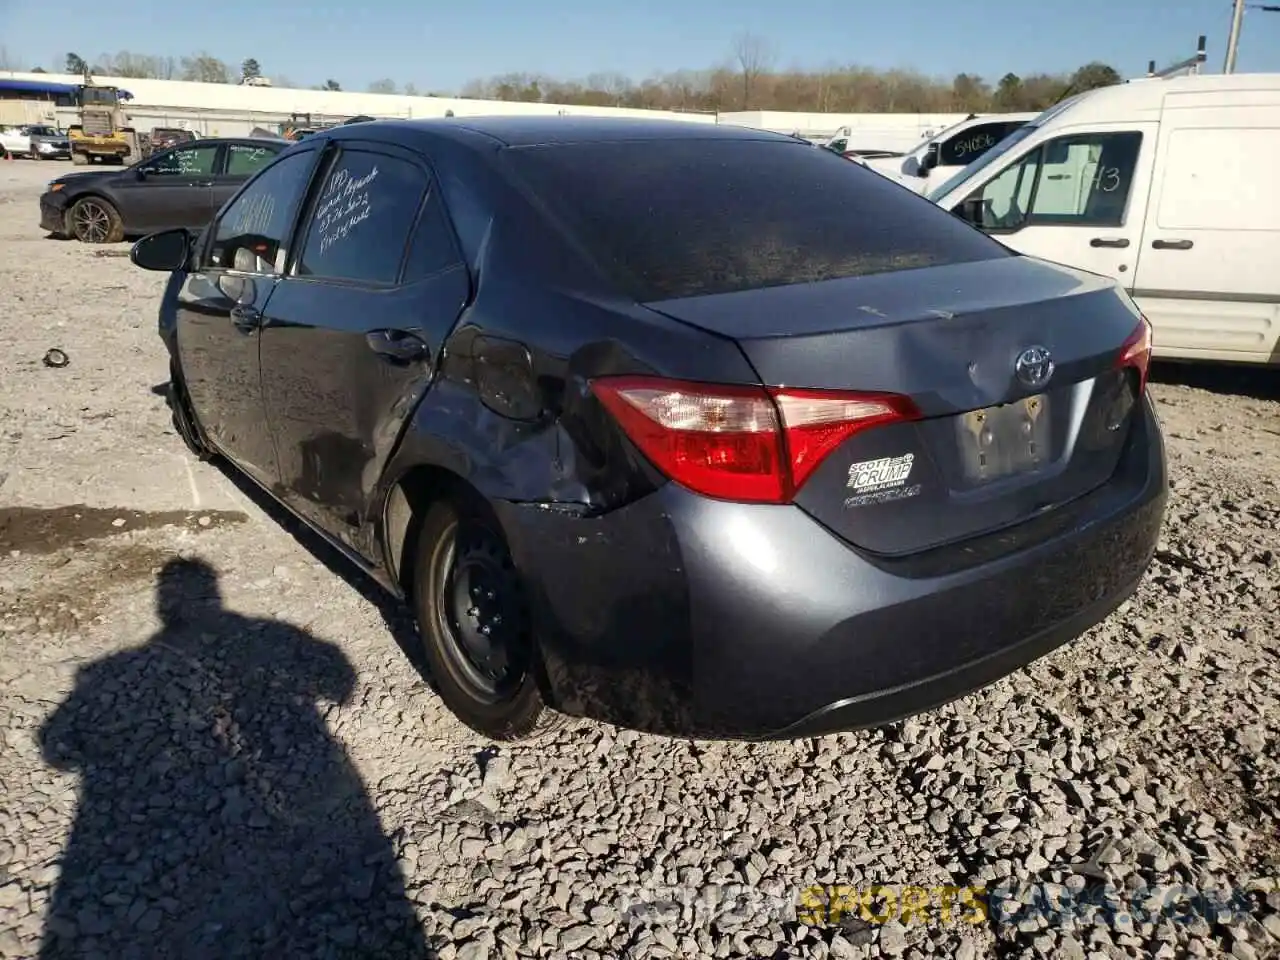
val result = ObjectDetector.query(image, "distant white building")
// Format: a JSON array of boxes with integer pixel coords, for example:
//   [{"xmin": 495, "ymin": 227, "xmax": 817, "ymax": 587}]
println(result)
[{"xmin": 0, "ymin": 69, "xmax": 974, "ymax": 146}]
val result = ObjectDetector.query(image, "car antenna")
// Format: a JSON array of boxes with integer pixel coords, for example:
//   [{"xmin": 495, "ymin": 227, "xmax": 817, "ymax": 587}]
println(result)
[{"xmin": 1050, "ymin": 79, "xmax": 1079, "ymax": 106}]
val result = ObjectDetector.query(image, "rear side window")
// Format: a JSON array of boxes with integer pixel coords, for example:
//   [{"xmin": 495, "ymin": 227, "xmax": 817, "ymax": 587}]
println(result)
[
  {"xmin": 295, "ymin": 149, "xmax": 428, "ymax": 284},
  {"xmin": 403, "ymin": 188, "xmax": 463, "ymax": 281},
  {"xmin": 506, "ymin": 139, "xmax": 1009, "ymax": 302},
  {"xmin": 226, "ymin": 143, "xmax": 280, "ymax": 176}
]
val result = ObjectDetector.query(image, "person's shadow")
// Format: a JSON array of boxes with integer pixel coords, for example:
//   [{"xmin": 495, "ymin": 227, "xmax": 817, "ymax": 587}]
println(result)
[{"xmin": 38, "ymin": 558, "xmax": 432, "ymax": 959}]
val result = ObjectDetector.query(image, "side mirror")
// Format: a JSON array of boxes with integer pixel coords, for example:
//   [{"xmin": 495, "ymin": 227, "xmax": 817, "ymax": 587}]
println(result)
[
  {"xmin": 918, "ymin": 143, "xmax": 941, "ymax": 176},
  {"xmin": 131, "ymin": 228, "xmax": 191, "ymax": 272},
  {"xmin": 955, "ymin": 197, "xmax": 986, "ymax": 228}
]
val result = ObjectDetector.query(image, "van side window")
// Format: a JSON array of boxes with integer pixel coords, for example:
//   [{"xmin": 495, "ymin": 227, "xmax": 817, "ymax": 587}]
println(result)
[
  {"xmin": 963, "ymin": 132, "xmax": 1143, "ymax": 231},
  {"xmin": 939, "ymin": 121, "xmax": 1025, "ymax": 167}
]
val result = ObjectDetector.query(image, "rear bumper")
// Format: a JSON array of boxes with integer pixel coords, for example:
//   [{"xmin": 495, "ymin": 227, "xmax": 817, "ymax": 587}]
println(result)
[{"xmin": 497, "ymin": 395, "xmax": 1167, "ymax": 740}]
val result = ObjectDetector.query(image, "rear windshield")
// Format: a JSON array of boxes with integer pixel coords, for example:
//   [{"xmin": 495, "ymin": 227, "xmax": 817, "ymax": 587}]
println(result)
[{"xmin": 506, "ymin": 138, "xmax": 1010, "ymax": 302}]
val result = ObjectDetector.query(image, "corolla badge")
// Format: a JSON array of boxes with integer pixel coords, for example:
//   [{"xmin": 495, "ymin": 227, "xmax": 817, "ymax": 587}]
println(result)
[{"xmin": 1014, "ymin": 345, "xmax": 1054, "ymax": 389}]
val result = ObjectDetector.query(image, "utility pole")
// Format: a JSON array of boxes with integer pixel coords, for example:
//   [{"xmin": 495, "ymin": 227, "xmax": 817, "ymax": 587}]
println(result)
[{"xmin": 1224, "ymin": 0, "xmax": 1247, "ymax": 72}]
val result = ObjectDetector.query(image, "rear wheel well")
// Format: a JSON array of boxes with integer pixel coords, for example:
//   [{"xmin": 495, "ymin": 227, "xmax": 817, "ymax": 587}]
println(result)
[{"xmin": 385, "ymin": 466, "xmax": 492, "ymax": 599}]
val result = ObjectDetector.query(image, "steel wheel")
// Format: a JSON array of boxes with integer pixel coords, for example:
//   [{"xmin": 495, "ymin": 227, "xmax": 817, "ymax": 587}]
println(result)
[
  {"xmin": 431, "ymin": 520, "xmax": 529, "ymax": 702},
  {"xmin": 411, "ymin": 497, "xmax": 557, "ymax": 740}
]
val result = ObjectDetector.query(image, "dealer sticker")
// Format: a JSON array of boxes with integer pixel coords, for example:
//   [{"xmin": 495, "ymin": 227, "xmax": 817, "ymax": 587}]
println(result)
[{"xmin": 847, "ymin": 453, "xmax": 915, "ymax": 493}]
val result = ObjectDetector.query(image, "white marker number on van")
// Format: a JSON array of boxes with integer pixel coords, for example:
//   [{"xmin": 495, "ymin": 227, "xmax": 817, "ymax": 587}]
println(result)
[{"xmin": 1093, "ymin": 166, "xmax": 1122, "ymax": 193}]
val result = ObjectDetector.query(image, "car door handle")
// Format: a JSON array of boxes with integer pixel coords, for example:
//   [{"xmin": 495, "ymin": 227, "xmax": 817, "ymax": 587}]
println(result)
[
  {"xmin": 366, "ymin": 329, "xmax": 428, "ymax": 363},
  {"xmin": 231, "ymin": 305, "xmax": 261, "ymax": 332},
  {"xmin": 1152, "ymin": 239, "xmax": 1194, "ymax": 250},
  {"xmin": 1090, "ymin": 237, "xmax": 1130, "ymax": 248}
]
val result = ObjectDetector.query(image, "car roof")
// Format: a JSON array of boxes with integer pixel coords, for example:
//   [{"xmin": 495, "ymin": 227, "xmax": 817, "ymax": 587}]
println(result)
[{"xmin": 320, "ymin": 115, "xmax": 797, "ymax": 149}]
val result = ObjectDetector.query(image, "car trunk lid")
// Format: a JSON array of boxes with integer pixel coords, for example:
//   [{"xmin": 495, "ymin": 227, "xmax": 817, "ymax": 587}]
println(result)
[{"xmin": 643, "ymin": 256, "xmax": 1147, "ymax": 556}]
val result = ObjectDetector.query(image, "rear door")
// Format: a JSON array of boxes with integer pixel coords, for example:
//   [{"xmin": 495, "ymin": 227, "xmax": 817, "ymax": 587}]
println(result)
[
  {"xmin": 258, "ymin": 141, "xmax": 470, "ymax": 552},
  {"xmin": 175, "ymin": 145, "xmax": 324, "ymax": 485},
  {"xmin": 210, "ymin": 141, "xmax": 285, "ymax": 218},
  {"xmin": 950, "ymin": 122, "xmax": 1157, "ymax": 283},
  {"xmin": 119, "ymin": 142, "xmax": 221, "ymax": 232},
  {"xmin": 1132, "ymin": 94, "xmax": 1280, "ymax": 363}
]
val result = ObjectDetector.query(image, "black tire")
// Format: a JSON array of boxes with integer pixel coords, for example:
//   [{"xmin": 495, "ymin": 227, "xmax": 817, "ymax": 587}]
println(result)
[
  {"xmin": 71, "ymin": 151, "xmax": 88, "ymax": 166},
  {"xmin": 68, "ymin": 196, "xmax": 124, "ymax": 244},
  {"xmin": 29, "ymin": 148, "xmax": 41, "ymax": 161},
  {"xmin": 411, "ymin": 497, "xmax": 558, "ymax": 740},
  {"xmin": 168, "ymin": 361, "xmax": 212, "ymax": 460}
]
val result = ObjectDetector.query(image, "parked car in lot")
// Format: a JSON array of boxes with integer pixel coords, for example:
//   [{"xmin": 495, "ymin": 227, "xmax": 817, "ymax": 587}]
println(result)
[
  {"xmin": 130, "ymin": 117, "xmax": 1167, "ymax": 742},
  {"xmin": 40, "ymin": 137, "xmax": 287, "ymax": 243},
  {"xmin": 929, "ymin": 72, "xmax": 1280, "ymax": 368},
  {"xmin": 22, "ymin": 124, "xmax": 71, "ymax": 160},
  {"xmin": 149, "ymin": 126, "xmax": 197, "ymax": 152},
  {"xmin": 0, "ymin": 124, "xmax": 31, "ymax": 157}
]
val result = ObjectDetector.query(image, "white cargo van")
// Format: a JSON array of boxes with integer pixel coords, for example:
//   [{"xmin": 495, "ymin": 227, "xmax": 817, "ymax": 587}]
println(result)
[
  {"xmin": 856, "ymin": 112, "xmax": 1037, "ymax": 194},
  {"xmin": 927, "ymin": 73, "xmax": 1280, "ymax": 366}
]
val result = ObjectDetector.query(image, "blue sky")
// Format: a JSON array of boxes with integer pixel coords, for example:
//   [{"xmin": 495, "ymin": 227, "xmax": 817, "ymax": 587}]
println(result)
[{"xmin": 2, "ymin": 0, "xmax": 1278, "ymax": 93}]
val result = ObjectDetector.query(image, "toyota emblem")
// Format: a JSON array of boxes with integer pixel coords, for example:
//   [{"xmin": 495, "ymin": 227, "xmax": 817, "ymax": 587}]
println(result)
[{"xmin": 1014, "ymin": 346, "xmax": 1054, "ymax": 389}]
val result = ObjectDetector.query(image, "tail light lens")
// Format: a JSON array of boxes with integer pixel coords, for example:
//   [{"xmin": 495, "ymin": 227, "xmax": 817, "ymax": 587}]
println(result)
[
  {"xmin": 590, "ymin": 376, "xmax": 919, "ymax": 503},
  {"xmin": 1117, "ymin": 315, "xmax": 1153, "ymax": 394}
]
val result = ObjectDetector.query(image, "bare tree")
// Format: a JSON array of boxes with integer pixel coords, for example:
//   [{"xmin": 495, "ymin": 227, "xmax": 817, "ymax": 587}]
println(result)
[
  {"xmin": 95, "ymin": 51, "xmax": 173, "ymax": 79},
  {"xmin": 731, "ymin": 31, "xmax": 776, "ymax": 109},
  {"xmin": 35, "ymin": 45, "xmax": 1123, "ymax": 115},
  {"xmin": 180, "ymin": 53, "xmax": 232, "ymax": 84}
]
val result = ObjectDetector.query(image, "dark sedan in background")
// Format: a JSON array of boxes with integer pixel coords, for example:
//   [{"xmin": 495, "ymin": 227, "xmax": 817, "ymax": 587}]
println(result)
[
  {"xmin": 40, "ymin": 137, "xmax": 287, "ymax": 243},
  {"xmin": 130, "ymin": 117, "xmax": 1166, "ymax": 742}
]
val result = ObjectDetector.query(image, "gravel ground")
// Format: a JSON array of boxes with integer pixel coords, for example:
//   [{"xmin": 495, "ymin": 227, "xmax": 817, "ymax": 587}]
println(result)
[{"xmin": 1, "ymin": 157, "xmax": 1279, "ymax": 960}]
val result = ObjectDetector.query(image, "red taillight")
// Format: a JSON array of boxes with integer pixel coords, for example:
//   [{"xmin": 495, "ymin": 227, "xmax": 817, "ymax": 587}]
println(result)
[
  {"xmin": 589, "ymin": 376, "xmax": 919, "ymax": 503},
  {"xmin": 1117, "ymin": 316, "xmax": 1153, "ymax": 394}
]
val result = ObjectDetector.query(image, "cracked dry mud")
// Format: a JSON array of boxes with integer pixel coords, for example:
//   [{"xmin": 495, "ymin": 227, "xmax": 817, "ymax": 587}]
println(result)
[{"xmin": 1, "ymin": 159, "xmax": 1279, "ymax": 959}]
